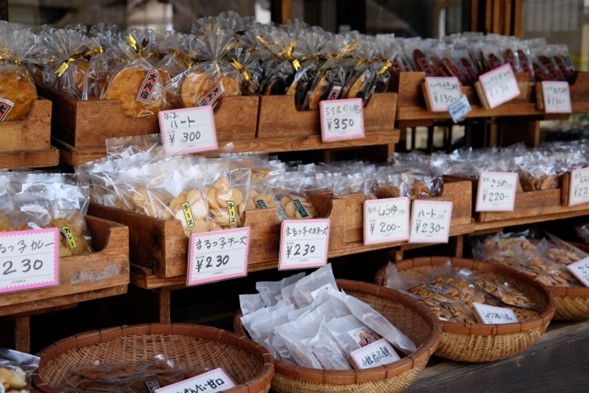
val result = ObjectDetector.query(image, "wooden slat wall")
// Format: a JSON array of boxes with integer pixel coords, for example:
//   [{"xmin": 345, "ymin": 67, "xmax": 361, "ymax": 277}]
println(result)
[{"xmin": 481, "ymin": 0, "xmax": 523, "ymax": 36}]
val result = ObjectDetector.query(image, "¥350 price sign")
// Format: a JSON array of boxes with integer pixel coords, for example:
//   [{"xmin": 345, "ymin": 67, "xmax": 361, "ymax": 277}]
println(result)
[
  {"xmin": 476, "ymin": 172, "xmax": 518, "ymax": 212},
  {"xmin": 0, "ymin": 228, "xmax": 59, "ymax": 294},
  {"xmin": 363, "ymin": 197, "xmax": 410, "ymax": 245},
  {"xmin": 187, "ymin": 227, "xmax": 250, "ymax": 286},
  {"xmin": 409, "ymin": 200, "xmax": 453, "ymax": 244},
  {"xmin": 279, "ymin": 219, "xmax": 330, "ymax": 270},
  {"xmin": 568, "ymin": 167, "xmax": 589, "ymax": 206},
  {"xmin": 319, "ymin": 98, "xmax": 365, "ymax": 142},
  {"xmin": 159, "ymin": 106, "xmax": 218, "ymax": 155}
]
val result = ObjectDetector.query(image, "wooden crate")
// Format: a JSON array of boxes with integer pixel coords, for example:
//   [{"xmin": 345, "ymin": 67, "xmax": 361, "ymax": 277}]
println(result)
[
  {"xmin": 257, "ymin": 92, "xmax": 398, "ymax": 138},
  {"xmin": 0, "ymin": 216, "xmax": 130, "ymax": 317},
  {"xmin": 569, "ymin": 72, "xmax": 589, "ymax": 113}
]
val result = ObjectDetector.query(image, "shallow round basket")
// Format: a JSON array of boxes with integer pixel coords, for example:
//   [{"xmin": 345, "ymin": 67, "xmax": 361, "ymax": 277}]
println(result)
[
  {"xmin": 546, "ymin": 285, "xmax": 589, "ymax": 320},
  {"xmin": 234, "ymin": 279, "xmax": 442, "ymax": 393},
  {"xmin": 375, "ymin": 257, "xmax": 556, "ymax": 363},
  {"xmin": 33, "ymin": 323, "xmax": 274, "ymax": 393}
]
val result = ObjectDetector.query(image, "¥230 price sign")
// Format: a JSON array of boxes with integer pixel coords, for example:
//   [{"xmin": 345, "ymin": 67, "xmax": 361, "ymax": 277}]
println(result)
[
  {"xmin": 159, "ymin": 106, "xmax": 218, "ymax": 155},
  {"xmin": 279, "ymin": 219, "xmax": 330, "ymax": 270},
  {"xmin": 320, "ymin": 98, "xmax": 365, "ymax": 142},
  {"xmin": 409, "ymin": 200, "xmax": 453, "ymax": 244},
  {"xmin": 476, "ymin": 172, "xmax": 518, "ymax": 212}
]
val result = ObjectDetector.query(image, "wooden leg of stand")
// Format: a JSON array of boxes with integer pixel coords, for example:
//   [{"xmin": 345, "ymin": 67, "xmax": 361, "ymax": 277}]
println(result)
[
  {"xmin": 15, "ymin": 316, "xmax": 30, "ymax": 353},
  {"xmin": 393, "ymin": 249, "xmax": 404, "ymax": 262},
  {"xmin": 157, "ymin": 288, "xmax": 172, "ymax": 324},
  {"xmin": 453, "ymin": 235, "xmax": 464, "ymax": 258}
]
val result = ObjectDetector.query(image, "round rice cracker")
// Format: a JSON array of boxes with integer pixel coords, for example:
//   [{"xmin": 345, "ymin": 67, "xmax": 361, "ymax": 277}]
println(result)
[
  {"xmin": 0, "ymin": 68, "xmax": 37, "ymax": 121},
  {"xmin": 105, "ymin": 66, "xmax": 165, "ymax": 117},
  {"xmin": 180, "ymin": 70, "xmax": 215, "ymax": 108}
]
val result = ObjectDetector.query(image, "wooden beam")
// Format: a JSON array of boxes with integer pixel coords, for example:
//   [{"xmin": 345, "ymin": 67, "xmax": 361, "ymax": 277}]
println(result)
[
  {"xmin": 0, "ymin": 0, "xmax": 7, "ymax": 21},
  {"xmin": 271, "ymin": 0, "xmax": 292, "ymax": 24}
]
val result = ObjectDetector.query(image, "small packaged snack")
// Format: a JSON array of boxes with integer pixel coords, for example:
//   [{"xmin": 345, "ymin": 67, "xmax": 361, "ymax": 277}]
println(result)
[
  {"xmin": 0, "ymin": 347, "xmax": 40, "ymax": 393},
  {"xmin": 203, "ymin": 167, "xmax": 251, "ymax": 230}
]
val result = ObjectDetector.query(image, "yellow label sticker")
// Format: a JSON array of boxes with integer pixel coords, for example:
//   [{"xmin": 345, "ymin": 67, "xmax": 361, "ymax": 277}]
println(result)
[
  {"xmin": 227, "ymin": 200, "xmax": 238, "ymax": 227},
  {"xmin": 59, "ymin": 225, "xmax": 78, "ymax": 250},
  {"xmin": 181, "ymin": 201, "xmax": 196, "ymax": 228}
]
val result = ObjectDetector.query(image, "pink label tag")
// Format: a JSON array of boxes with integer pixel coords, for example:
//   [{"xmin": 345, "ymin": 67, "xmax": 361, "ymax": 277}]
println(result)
[
  {"xmin": 350, "ymin": 338, "xmax": 400, "ymax": 369},
  {"xmin": 478, "ymin": 64, "xmax": 520, "ymax": 109},
  {"xmin": 542, "ymin": 81, "xmax": 572, "ymax": 113},
  {"xmin": 155, "ymin": 368, "xmax": 236, "ymax": 393},
  {"xmin": 476, "ymin": 172, "xmax": 518, "ymax": 212},
  {"xmin": 363, "ymin": 197, "xmax": 410, "ymax": 245},
  {"xmin": 320, "ymin": 98, "xmax": 365, "ymax": 142},
  {"xmin": 569, "ymin": 167, "xmax": 589, "ymax": 206},
  {"xmin": 279, "ymin": 219, "xmax": 330, "ymax": 270},
  {"xmin": 409, "ymin": 200, "xmax": 453, "ymax": 244},
  {"xmin": 0, "ymin": 98, "xmax": 14, "ymax": 122},
  {"xmin": 187, "ymin": 227, "xmax": 250, "ymax": 286},
  {"xmin": 159, "ymin": 106, "xmax": 218, "ymax": 155},
  {"xmin": 424, "ymin": 76, "xmax": 462, "ymax": 112},
  {"xmin": 0, "ymin": 228, "xmax": 59, "ymax": 294}
]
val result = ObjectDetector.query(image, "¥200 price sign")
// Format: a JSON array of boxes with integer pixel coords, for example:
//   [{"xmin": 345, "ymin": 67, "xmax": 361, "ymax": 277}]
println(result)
[
  {"xmin": 476, "ymin": 172, "xmax": 518, "ymax": 212},
  {"xmin": 0, "ymin": 228, "xmax": 59, "ymax": 294},
  {"xmin": 320, "ymin": 98, "xmax": 365, "ymax": 142},
  {"xmin": 478, "ymin": 64, "xmax": 520, "ymax": 109},
  {"xmin": 363, "ymin": 197, "xmax": 410, "ymax": 245},
  {"xmin": 279, "ymin": 219, "xmax": 330, "ymax": 270},
  {"xmin": 187, "ymin": 227, "xmax": 250, "ymax": 286},
  {"xmin": 568, "ymin": 167, "xmax": 589, "ymax": 206},
  {"xmin": 409, "ymin": 200, "xmax": 453, "ymax": 244},
  {"xmin": 159, "ymin": 106, "xmax": 218, "ymax": 155}
]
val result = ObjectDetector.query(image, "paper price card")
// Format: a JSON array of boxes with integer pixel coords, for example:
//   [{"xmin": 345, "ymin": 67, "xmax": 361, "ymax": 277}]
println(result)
[
  {"xmin": 541, "ymin": 81, "xmax": 572, "ymax": 113},
  {"xmin": 350, "ymin": 338, "xmax": 401, "ymax": 370},
  {"xmin": 423, "ymin": 76, "xmax": 462, "ymax": 112},
  {"xmin": 320, "ymin": 98, "xmax": 365, "ymax": 142},
  {"xmin": 478, "ymin": 64, "xmax": 520, "ymax": 109},
  {"xmin": 473, "ymin": 303, "xmax": 519, "ymax": 324},
  {"xmin": 567, "ymin": 257, "xmax": 589, "ymax": 287},
  {"xmin": 279, "ymin": 219, "xmax": 330, "ymax": 270},
  {"xmin": 0, "ymin": 228, "xmax": 59, "ymax": 294},
  {"xmin": 187, "ymin": 227, "xmax": 250, "ymax": 286},
  {"xmin": 363, "ymin": 197, "xmax": 410, "ymax": 245},
  {"xmin": 409, "ymin": 200, "xmax": 453, "ymax": 244},
  {"xmin": 567, "ymin": 168, "xmax": 589, "ymax": 206},
  {"xmin": 159, "ymin": 106, "xmax": 218, "ymax": 156},
  {"xmin": 155, "ymin": 368, "xmax": 236, "ymax": 393},
  {"xmin": 476, "ymin": 172, "xmax": 518, "ymax": 212},
  {"xmin": 448, "ymin": 94, "xmax": 472, "ymax": 123}
]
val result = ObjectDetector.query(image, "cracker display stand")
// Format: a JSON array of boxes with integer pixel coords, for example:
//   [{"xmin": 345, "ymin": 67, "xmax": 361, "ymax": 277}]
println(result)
[
  {"xmin": 233, "ymin": 279, "xmax": 441, "ymax": 393},
  {"xmin": 376, "ymin": 257, "xmax": 555, "ymax": 363},
  {"xmin": 0, "ymin": 98, "xmax": 60, "ymax": 170},
  {"xmin": 33, "ymin": 323, "xmax": 274, "ymax": 393}
]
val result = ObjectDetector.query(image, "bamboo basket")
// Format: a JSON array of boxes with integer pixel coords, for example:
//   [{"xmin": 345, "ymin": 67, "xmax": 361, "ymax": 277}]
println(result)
[
  {"xmin": 33, "ymin": 323, "xmax": 274, "ymax": 393},
  {"xmin": 376, "ymin": 257, "xmax": 555, "ymax": 363},
  {"xmin": 549, "ymin": 286, "xmax": 589, "ymax": 320},
  {"xmin": 234, "ymin": 279, "xmax": 441, "ymax": 393}
]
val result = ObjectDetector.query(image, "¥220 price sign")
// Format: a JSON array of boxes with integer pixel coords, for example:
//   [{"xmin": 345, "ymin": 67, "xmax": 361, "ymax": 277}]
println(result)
[
  {"xmin": 476, "ymin": 172, "xmax": 518, "ymax": 212},
  {"xmin": 159, "ymin": 106, "xmax": 218, "ymax": 155},
  {"xmin": 568, "ymin": 167, "xmax": 589, "ymax": 206},
  {"xmin": 409, "ymin": 200, "xmax": 453, "ymax": 244},
  {"xmin": 320, "ymin": 98, "xmax": 365, "ymax": 142},
  {"xmin": 279, "ymin": 219, "xmax": 330, "ymax": 270}
]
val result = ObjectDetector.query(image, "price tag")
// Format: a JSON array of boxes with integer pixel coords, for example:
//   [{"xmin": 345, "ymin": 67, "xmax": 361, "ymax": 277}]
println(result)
[
  {"xmin": 0, "ymin": 228, "xmax": 59, "ymax": 294},
  {"xmin": 159, "ymin": 107, "xmax": 218, "ymax": 156},
  {"xmin": 448, "ymin": 94, "xmax": 472, "ymax": 123},
  {"xmin": 476, "ymin": 172, "xmax": 518, "ymax": 212},
  {"xmin": 567, "ymin": 257, "xmax": 589, "ymax": 287},
  {"xmin": 350, "ymin": 338, "xmax": 400, "ymax": 369},
  {"xmin": 423, "ymin": 76, "xmax": 462, "ymax": 112},
  {"xmin": 187, "ymin": 227, "xmax": 250, "ymax": 286},
  {"xmin": 541, "ymin": 81, "xmax": 572, "ymax": 113},
  {"xmin": 409, "ymin": 200, "xmax": 453, "ymax": 244},
  {"xmin": 473, "ymin": 303, "xmax": 519, "ymax": 324},
  {"xmin": 155, "ymin": 368, "xmax": 236, "ymax": 393},
  {"xmin": 363, "ymin": 197, "xmax": 410, "ymax": 245},
  {"xmin": 279, "ymin": 219, "xmax": 330, "ymax": 270},
  {"xmin": 0, "ymin": 98, "xmax": 14, "ymax": 122},
  {"xmin": 320, "ymin": 98, "xmax": 365, "ymax": 142},
  {"xmin": 568, "ymin": 167, "xmax": 589, "ymax": 206},
  {"xmin": 478, "ymin": 64, "xmax": 520, "ymax": 109}
]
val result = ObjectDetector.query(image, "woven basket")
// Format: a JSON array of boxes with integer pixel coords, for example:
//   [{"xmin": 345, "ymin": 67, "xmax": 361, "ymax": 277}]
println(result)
[
  {"xmin": 234, "ymin": 279, "xmax": 442, "ymax": 393},
  {"xmin": 546, "ymin": 286, "xmax": 589, "ymax": 320},
  {"xmin": 33, "ymin": 323, "xmax": 274, "ymax": 393},
  {"xmin": 375, "ymin": 257, "xmax": 556, "ymax": 363}
]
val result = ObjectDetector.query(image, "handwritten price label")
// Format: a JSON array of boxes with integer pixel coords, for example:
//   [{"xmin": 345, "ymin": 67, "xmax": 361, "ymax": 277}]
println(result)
[
  {"xmin": 448, "ymin": 94, "xmax": 472, "ymax": 123},
  {"xmin": 567, "ymin": 257, "xmax": 589, "ymax": 287},
  {"xmin": 476, "ymin": 172, "xmax": 518, "ymax": 212},
  {"xmin": 473, "ymin": 303, "xmax": 519, "ymax": 324},
  {"xmin": 155, "ymin": 368, "xmax": 236, "ymax": 393},
  {"xmin": 568, "ymin": 168, "xmax": 589, "ymax": 206},
  {"xmin": 0, "ymin": 228, "xmax": 59, "ymax": 294},
  {"xmin": 541, "ymin": 81, "xmax": 572, "ymax": 113},
  {"xmin": 363, "ymin": 197, "xmax": 410, "ymax": 245},
  {"xmin": 187, "ymin": 227, "xmax": 250, "ymax": 286},
  {"xmin": 409, "ymin": 200, "xmax": 453, "ymax": 244},
  {"xmin": 478, "ymin": 64, "xmax": 520, "ymax": 109},
  {"xmin": 279, "ymin": 219, "xmax": 330, "ymax": 270},
  {"xmin": 350, "ymin": 338, "xmax": 400, "ymax": 369},
  {"xmin": 159, "ymin": 107, "xmax": 218, "ymax": 155},
  {"xmin": 320, "ymin": 98, "xmax": 365, "ymax": 142},
  {"xmin": 423, "ymin": 76, "xmax": 462, "ymax": 112}
]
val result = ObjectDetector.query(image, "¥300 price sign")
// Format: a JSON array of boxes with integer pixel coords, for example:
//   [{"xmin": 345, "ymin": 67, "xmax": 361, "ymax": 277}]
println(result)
[
  {"xmin": 159, "ymin": 106, "xmax": 218, "ymax": 155},
  {"xmin": 363, "ymin": 197, "xmax": 410, "ymax": 245},
  {"xmin": 409, "ymin": 200, "xmax": 453, "ymax": 244},
  {"xmin": 187, "ymin": 227, "xmax": 250, "ymax": 286},
  {"xmin": 279, "ymin": 219, "xmax": 330, "ymax": 270},
  {"xmin": 0, "ymin": 228, "xmax": 59, "ymax": 294},
  {"xmin": 320, "ymin": 98, "xmax": 365, "ymax": 142},
  {"xmin": 476, "ymin": 172, "xmax": 518, "ymax": 212}
]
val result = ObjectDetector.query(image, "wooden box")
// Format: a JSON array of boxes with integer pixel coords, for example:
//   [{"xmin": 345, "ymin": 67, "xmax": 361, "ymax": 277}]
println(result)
[
  {"xmin": 0, "ymin": 216, "xmax": 130, "ymax": 317},
  {"xmin": 257, "ymin": 92, "xmax": 398, "ymax": 138}
]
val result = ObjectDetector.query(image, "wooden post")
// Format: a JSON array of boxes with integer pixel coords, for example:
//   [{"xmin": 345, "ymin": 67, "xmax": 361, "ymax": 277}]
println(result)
[
  {"xmin": 0, "ymin": 0, "xmax": 7, "ymax": 21},
  {"xmin": 271, "ymin": 0, "xmax": 293, "ymax": 24},
  {"xmin": 15, "ymin": 316, "xmax": 30, "ymax": 353}
]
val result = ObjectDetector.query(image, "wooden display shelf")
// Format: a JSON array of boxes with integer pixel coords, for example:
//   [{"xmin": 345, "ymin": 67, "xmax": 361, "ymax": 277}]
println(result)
[
  {"xmin": 0, "ymin": 148, "xmax": 60, "ymax": 170},
  {"xmin": 570, "ymin": 72, "xmax": 589, "ymax": 113}
]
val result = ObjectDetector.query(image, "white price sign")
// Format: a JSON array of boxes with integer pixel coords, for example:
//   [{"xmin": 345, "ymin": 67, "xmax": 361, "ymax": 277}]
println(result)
[
  {"xmin": 473, "ymin": 303, "xmax": 519, "ymax": 324},
  {"xmin": 363, "ymin": 197, "xmax": 410, "ymax": 245},
  {"xmin": 320, "ymin": 98, "xmax": 365, "ymax": 142},
  {"xmin": 350, "ymin": 338, "xmax": 400, "ymax": 369},
  {"xmin": 478, "ymin": 64, "xmax": 520, "ymax": 109},
  {"xmin": 159, "ymin": 106, "xmax": 218, "ymax": 155},
  {"xmin": 423, "ymin": 76, "xmax": 462, "ymax": 112},
  {"xmin": 409, "ymin": 200, "xmax": 453, "ymax": 244},
  {"xmin": 0, "ymin": 228, "xmax": 59, "ymax": 294},
  {"xmin": 448, "ymin": 94, "xmax": 472, "ymax": 123},
  {"xmin": 476, "ymin": 172, "xmax": 518, "ymax": 212},
  {"xmin": 541, "ymin": 81, "xmax": 572, "ymax": 113},
  {"xmin": 279, "ymin": 219, "xmax": 330, "ymax": 270},
  {"xmin": 155, "ymin": 368, "xmax": 236, "ymax": 393},
  {"xmin": 187, "ymin": 227, "xmax": 250, "ymax": 286},
  {"xmin": 568, "ymin": 167, "xmax": 589, "ymax": 206},
  {"xmin": 567, "ymin": 257, "xmax": 589, "ymax": 287}
]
